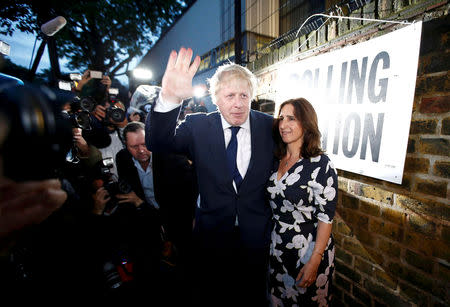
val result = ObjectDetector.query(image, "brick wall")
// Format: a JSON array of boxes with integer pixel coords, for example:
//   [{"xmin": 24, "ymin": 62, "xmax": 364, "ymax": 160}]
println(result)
[{"xmin": 250, "ymin": 1, "xmax": 449, "ymax": 306}]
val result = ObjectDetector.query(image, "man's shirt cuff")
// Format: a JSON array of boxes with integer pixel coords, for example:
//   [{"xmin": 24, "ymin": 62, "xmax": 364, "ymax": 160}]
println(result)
[{"xmin": 153, "ymin": 95, "xmax": 181, "ymax": 113}]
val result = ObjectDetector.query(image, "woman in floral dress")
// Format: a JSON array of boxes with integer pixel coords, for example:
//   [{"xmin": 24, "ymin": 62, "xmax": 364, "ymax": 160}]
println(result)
[{"xmin": 267, "ymin": 98, "xmax": 338, "ymax": 306}]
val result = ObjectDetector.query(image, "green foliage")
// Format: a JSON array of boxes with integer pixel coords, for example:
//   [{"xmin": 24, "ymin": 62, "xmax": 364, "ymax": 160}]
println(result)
[
  {"xmin": 0, "ymin": 1, "xmax": 35, "ymax": 35},
  {"xmin": 0, "ymin": 0, "xmax": 185, "ymax": 79}
]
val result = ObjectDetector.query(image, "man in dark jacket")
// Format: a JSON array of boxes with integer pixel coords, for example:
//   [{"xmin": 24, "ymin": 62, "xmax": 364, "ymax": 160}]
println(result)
[
  {"xmin": 146, "ymin": 47, "xmax": 274, "ymax": 307},
  {"xmin": 114, "ymin": 121, "xmax": 163, "ymax": 303}
]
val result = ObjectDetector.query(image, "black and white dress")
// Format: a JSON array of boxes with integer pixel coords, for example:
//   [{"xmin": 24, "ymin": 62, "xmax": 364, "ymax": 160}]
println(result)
[{"xmin": 267, "ymin": 154, "xmax": 338, "ymax": 306}]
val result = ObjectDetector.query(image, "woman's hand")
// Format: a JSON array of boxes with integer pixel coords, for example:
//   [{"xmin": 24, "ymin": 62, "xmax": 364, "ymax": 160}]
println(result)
[{"xmin": 296, "ymin": 253, "xmax": 321, "ymax": 288}]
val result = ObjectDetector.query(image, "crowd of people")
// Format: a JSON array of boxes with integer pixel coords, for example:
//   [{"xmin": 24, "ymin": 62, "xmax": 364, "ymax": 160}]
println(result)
[{"xmin": 0, "ymin": 47, "xmax": 338, "ymax": 307}]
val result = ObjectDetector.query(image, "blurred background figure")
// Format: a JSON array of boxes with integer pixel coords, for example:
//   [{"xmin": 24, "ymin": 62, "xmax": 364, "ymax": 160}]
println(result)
[{"xmin": 127, "ymin": 85, "xmax": 161, "ymax": 123}]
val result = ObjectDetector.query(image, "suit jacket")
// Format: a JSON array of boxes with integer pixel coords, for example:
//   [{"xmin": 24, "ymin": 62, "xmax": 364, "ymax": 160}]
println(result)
[
  {"xmin": 115, "ymin": 148, "xmax": 162, "ymax": 251},
  {"xmin": 146, "ymin": 106, "xmax": 275, "ymax": 249},
  {"xmin": 116, "ymin": 148, "xmax": 146, "ymax": 201},
  {"xmin": 152, "ymin": 153, "xmax": 198, "ymax": 243}
]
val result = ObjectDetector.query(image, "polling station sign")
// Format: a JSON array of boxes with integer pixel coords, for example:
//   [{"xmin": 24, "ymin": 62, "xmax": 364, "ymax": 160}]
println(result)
[{"xmin": 274, "ymin": 21, "xmax": 422, "ymax": 184}]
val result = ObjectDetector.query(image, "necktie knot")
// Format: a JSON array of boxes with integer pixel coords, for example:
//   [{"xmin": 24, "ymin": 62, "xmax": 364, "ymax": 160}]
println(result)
[{"xmin": 230, "ymin": 126, "xmax": 240, "ymax": 137}]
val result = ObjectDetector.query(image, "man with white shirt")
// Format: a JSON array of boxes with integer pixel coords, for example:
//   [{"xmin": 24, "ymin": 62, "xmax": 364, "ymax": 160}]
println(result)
[
  {"xmin": 113, "ymin": 121, "xmax": 165, "ymax": 302},
  {"xmin": 146, "ymin": 47, "xmax": 275, "ymax": 307},
  {"xmin": 116, "ymin": 121, "xmax": 159, "ymax": 209}
]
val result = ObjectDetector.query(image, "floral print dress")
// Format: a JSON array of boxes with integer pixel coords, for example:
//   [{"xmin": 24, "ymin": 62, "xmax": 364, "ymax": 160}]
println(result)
[{"xmin": 267, "ymin": 154, "xmax": 338, "ymax": 307}]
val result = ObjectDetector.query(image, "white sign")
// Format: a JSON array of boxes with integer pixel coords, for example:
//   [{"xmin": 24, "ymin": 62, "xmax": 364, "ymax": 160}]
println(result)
[{"xmin": 274, "ymin": 21, "xmax": 422, "ymax": 184}]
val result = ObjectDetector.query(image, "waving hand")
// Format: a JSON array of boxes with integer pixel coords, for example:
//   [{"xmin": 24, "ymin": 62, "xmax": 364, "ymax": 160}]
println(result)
[{"xmin": 160, "ymin": 47, "xmax": 201, "ymax": 104}]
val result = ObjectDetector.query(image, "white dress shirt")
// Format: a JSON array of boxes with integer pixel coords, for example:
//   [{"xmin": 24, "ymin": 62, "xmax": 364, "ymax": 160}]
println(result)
[
  {"xmin": 221, "ymin": 115, "xmax": 251, "ymax": 190},
  {"xmin": 132, "ymin": 155, "xmax": 159, "ymax": 209}
]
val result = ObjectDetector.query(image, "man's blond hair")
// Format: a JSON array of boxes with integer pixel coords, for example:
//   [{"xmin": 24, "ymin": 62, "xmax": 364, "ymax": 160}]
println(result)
[{"xmin": 207, "ymin": 63, "xmax": 257, "ymax": 104}]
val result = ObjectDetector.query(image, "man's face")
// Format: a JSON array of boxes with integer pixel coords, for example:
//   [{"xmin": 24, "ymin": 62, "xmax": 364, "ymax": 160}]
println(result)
[
  {"xmin": 125, "ymin": 129, "xmax": 151, "ymax": 163},
  {"xmin": 215, "ymin": 76, "xmax": 251, "ymax": 126}
]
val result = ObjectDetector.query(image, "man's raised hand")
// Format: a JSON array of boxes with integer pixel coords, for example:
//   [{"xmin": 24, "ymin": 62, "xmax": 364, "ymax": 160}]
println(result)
[{"xmin": 161, "ymin": 47, "xmax": 201, "ymax": 104}]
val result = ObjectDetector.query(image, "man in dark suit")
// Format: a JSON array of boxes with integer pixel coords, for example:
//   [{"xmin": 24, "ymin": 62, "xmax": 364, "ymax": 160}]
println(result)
[
  {"xmin": 114, "ymin": 121, "xmax": 164, "ymax": 303},
  {"xmin": 146, "ymin": 47, "xmax": 274, "ymax": 307}
]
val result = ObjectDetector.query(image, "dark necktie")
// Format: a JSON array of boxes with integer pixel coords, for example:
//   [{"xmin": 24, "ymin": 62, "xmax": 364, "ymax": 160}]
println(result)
[{"xmin": 226, "ymin": 126, "xmax": 242, "ymax": 190}]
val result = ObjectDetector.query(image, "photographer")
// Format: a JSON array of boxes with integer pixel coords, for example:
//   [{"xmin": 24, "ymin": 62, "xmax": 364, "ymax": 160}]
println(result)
[
  {"xmin": 0, "ymin": 79, "xmax": 110, "ymax": 303},
  {"xmin": 75, "ymin": 69, "xmax": 112, "ymax": 95},
  {"xmin": 75, "ymin": 70, "xmax": 129, "ymax": 178},
  {"xmin": 88, "ymin": 121, "xmax": 164, "ymax": 303}
]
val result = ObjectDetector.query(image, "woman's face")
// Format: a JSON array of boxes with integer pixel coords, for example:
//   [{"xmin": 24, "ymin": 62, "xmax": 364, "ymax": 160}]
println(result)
[{"xmin": 278, "ymin": 103, "xmax": 303, "ymax": 147}]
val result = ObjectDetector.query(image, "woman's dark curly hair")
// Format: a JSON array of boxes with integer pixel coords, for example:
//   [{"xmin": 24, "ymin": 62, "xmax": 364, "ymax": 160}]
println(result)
[{"xmin": 273, "ymin": 98, "xmax": 324, "ymax": 160}]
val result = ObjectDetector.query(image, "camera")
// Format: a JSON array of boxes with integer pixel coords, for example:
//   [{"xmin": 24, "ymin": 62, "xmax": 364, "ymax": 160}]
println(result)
[
  {"xmin": 99, "ymin": 157, "xmax": 131, "ymax": 196},
  {"xmin": 0, "ymin": 79, "xmax": 74, "ymax": 181},
  {"xmin": 92, "ymin": 158, "xmax": 132, "ymax": 214},
  {"xmin": 60, "ymin": 96, "xmax": 92, "ymax": 130},
  {"xmin": 78, "ymin": 77, "xmax": 108, "ymax": 112},
  {"xmin": 105, "ymin": 90, "xmax": 126, "ymax": 123},
  {"xmin": 76, "ymin": 96, "xmax": 97, "ymax": 113},
  {"xmin": 105, "ymin": 102, "xmax": 126, "ymax": 123}
]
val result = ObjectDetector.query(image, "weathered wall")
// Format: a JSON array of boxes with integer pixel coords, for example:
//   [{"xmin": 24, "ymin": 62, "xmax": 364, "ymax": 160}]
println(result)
[{"xmin": 249, "ymin": 1, "xmax": 449, "ymax": 306}]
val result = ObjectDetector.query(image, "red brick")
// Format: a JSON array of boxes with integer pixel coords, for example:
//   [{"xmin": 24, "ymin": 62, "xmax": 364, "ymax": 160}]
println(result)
[
  {"xmin": 419, "ymin": 96, "xmax": 450, "ymax": 113},
  {"xmin": 408, "ymin": 214, "xmax": 437, "ymax": 236},
  {"xmin": 396, "ymin": 194, "xmax": 450, "ymax": 220},
  {"xmin": 442, "ymin": 117, "xmax": 450, "ymax": 135},
  {"xmin": 433, "ymin": 161, "xmax": 450, "ymax": 178},
  {"xmin": 403, "ymin": 157, "xmax": 430, "ymax": 173},
  {"xmin": 381, "ymin": 207, "xmax": 406, "ymax": 226},
  {"xmin": 369, "ymin": 219, "xmax": 404, "ymax": 242},
  {"xmin": 409, "ymin": 119, "xmax": 437, "ymax": 134},
  {"xmin": 378, "ymin": 238, "xmax": 401, "ymax": 258},
  {"xmin": 341, "ymin": 193, "xmax": 359, "ymax": 209},
  {"xmin": 359, "ymin": 200, "xmax": 381, "ymax": 217},
  {"xmin": 342, "ymin": 237, "xmax": 372, "ymax": 260},
  {"xmin": 405, "ymin": 249, "xmax": 435, "ymax": 274},
  {"xmin": 407, "ymin": 138, "xmax": 416, "ymax": 153},
  {"xmin": 414, "ymin": 178, "xmax": 447, "ymax": 198},
  {"xmin": 418, "ymin": 138, "xmax": 449, "ymax": 156}
]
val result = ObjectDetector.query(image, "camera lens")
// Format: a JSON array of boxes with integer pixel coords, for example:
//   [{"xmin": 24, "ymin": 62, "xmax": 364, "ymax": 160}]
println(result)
[
  {"xmin": 103, "ymin": 261, "xmax": 122, "ymax": 290},
  {"xmin": 108, "ymin": 107, "xmax": 125, "ymax": 122},
  {"xmin": 0, "ymin": 83, "xmax": 73, "ymax": 181},
  {"xmin": 117, "ymin": 179, "xmax": 132, "ymax": 194},
  {"xmin": 79, "ymin": 96, "xmax": 96, "ymax": 112},
  {"xmin": 73, "ymin": 111, "xmax": 91, "ymax": 130}
]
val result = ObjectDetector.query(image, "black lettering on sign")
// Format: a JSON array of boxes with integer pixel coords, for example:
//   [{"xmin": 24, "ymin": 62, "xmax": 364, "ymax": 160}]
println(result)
[
  {"xmin": 326, "ymin": 65, "xmax": 334, "ymax": 100},
  {"xmin": 314, "ymin": 68, "xmax": 320, "ymax": 88},
  {"xmin": 327, "ymin": 112, "xmax": 384, "ymax": 162},
  {"xmin": 347, "ymin": 57, "xmax": 368, "ymax": 104},
  {"xmin": 368, "ymin": 51, "xmax": 390, "ymax": 103},
  {"xmin": 302, "ymin": 69, "xmax": 313, "ymax": 87},
  {"xmin": 342, "ymin": 112, "xmax": 361, "ymax": 158},
  {"xmin": 360, "ymin": 113, "xmax": 384, "ymax": 162},
  {"xmin": 338, "ymin": 62, "xmax": 347, "ymax": 104},
  {"xmin": 332, "ymin": 113, "xmax": 342, "ymax": 154}
]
